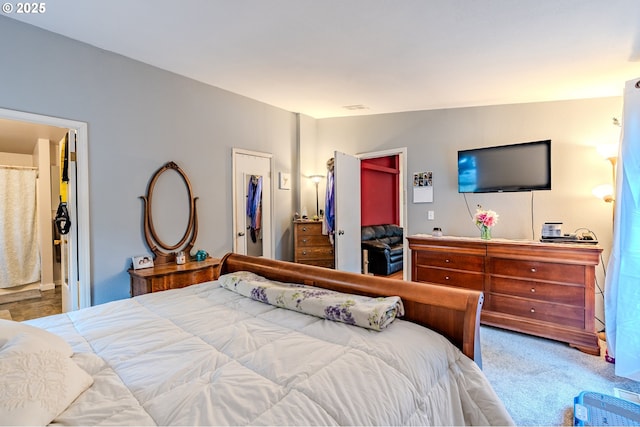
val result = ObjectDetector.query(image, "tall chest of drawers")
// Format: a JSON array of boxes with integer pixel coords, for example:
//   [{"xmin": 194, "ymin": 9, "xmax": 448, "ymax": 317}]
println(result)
[
  {"xmin": 293, "ymin": 220, "xmax": 335, "ymax": 268},
  {"xmin": 408, "ymin": 235, "xmax": 602, "ymax": 354}
]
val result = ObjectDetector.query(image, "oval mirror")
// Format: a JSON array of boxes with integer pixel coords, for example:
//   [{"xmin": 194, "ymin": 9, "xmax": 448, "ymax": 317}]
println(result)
[{"xmin": 141, "ymin": 161, "xmax": 198, "ymax": 265}]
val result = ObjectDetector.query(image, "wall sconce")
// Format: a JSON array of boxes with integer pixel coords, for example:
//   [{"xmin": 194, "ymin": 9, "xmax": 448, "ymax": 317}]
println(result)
[
  {"xmin": 592, "ymin": 143, "xmax": 618, "ymax": 203},
  {"xmin": 307, "ymin": 174, "xmax": 324, "ymax": 218}
]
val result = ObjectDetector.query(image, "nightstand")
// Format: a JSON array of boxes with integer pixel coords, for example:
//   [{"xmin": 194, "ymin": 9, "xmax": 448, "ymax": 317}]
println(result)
[{"xmin": 129, "ymin": 257, "xmax": 220, "ymax": 297}]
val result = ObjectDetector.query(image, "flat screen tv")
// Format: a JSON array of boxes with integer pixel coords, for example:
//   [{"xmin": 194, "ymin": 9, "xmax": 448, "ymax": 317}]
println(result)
[{"xmin": 458, "ymin": 140, "xmax": 551, "ymax": 193}]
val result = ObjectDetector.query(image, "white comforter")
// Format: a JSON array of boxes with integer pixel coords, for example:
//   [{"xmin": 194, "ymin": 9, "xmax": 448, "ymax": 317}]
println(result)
[{"xmin": 27, "ymin": 280, "xmax": 514, "ymax": 426}]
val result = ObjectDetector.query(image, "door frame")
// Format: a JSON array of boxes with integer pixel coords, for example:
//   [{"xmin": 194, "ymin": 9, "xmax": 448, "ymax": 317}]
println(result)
[
  {"xmin": 231, "ymin": 148, "xmax": 274, "ymax": 258},
  {"xmin": 358, "ymin": 147, "xmax": 408, "ymax": 279},
  {"xmin": 0, "ymin": 107, "xmax": 91, "ymax": 309}
]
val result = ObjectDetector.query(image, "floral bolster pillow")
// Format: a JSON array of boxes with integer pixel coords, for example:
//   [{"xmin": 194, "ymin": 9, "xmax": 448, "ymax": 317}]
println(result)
[{"xmin": 218, "ymin": 271, "xmax": 404, "ymax": 331}]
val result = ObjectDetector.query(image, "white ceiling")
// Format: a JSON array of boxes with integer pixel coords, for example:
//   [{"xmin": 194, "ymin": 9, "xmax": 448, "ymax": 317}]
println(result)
[{"xmin": 6, "ymin": 0, "xmax": 640, "ymax": 120}]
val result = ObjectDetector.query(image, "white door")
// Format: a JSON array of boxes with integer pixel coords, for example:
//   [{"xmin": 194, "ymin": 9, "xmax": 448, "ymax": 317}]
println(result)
[
  {"xmin": 232, "ymin": 149, "xmax": 273, "ymax": 258},
  {"xmin": 334, "ymin": 151, "xmax": 361, "ymax": 272},
  {"xmin": 60, "ymin": 131, "xmax": 79, "ymax": 312}
]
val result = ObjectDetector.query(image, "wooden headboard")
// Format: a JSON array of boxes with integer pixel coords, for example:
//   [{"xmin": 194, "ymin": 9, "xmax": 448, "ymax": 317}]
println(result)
[{"xmin": 219, "ymin": 253, "xmax": 484, "ymax": 366}]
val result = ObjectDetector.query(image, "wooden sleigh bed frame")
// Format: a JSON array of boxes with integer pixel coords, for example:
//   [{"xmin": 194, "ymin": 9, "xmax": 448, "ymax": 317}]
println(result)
[{"xmin": 219, "ymin": 253, "xmax": 484, "ymax": 366}]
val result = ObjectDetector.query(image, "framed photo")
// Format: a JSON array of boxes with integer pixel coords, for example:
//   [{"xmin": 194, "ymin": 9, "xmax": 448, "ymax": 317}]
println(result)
[
  {"xmin": 279, "ymin": 172, "xmax": 291, "ymax": 190},
  {"xmin": 132, "ymin": 255, "xmax": 154, "ymax": 270}
]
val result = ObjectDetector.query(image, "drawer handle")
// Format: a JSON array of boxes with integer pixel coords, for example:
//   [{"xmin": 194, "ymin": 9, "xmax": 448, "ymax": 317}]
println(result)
[
  {"xmin": 302, "ymin": 239, "xmax": 307, "ymax": 243},
  {"xmin": 530, "ymin": 308, "xmax": 536, "ymax": 313},
  {"xmin": 445, "ymin": 276, "xmax": 450, "ymax": 280},
  {"xmin": 445, "ymin": 259, "xmax": 450, "ymax": 263},
  {"xmin": 530, "ymin": 288, "xmax": 536, "ymax": 293},
  {"xmin": 302, "ymin": 227, "xmax": 307, "ymax": 232},
  {"xmin": 530, "ymin": 268, "xmax": 537, "ymax": 273},
  {"xmin": 302, "ymin": 251, "xmax": 307, "ymax": 255}
]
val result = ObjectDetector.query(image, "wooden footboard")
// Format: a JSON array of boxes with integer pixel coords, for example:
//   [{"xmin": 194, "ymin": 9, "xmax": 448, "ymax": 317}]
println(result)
[{"xmin": 219, "ymin": 253, "xmax": 484, "ymax": 366}]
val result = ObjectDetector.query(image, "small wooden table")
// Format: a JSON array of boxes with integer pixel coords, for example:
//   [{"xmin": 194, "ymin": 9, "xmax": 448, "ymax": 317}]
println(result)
[{"xmin": 128, "ymin": 257, "xmax": 220, "ymax": 297}]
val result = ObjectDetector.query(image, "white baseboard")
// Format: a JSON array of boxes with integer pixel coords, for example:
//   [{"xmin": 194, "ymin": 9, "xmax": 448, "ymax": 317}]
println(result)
[{"xmin": 40, "ymin": 282, "xmax": 55, "ymax": 291}]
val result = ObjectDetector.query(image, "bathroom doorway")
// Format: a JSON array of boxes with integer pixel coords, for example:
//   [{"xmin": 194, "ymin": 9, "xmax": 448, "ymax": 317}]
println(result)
[{"xmin": 0, "ymin": 108, "xmax": 90, "ymax": 316}]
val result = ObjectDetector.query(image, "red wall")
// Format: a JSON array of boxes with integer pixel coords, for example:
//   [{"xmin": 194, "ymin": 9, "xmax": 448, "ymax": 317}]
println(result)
[{"xmin": 361, "ymin": 155, "xmax": 399, "ymax": 226}]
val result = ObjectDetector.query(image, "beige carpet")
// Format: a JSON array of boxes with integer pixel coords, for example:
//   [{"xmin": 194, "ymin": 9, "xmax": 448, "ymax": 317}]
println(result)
[
  {"xmin": 481, "ymin": 325, "xmax": 640, "ymax": 426},
  {"xmin": 0, "ymin": 309, "xmax": 12, "ymax": 320}
]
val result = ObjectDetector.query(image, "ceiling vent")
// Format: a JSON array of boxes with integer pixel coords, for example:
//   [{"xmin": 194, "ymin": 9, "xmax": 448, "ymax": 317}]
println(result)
[{"xmin": 342, "ymin": 104, "xmax": 369, "ymax": 111}]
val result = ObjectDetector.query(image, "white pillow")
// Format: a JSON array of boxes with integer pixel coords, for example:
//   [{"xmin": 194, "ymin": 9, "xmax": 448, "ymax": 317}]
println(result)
[
  {"xmin": 0, "ymin": 320, "xmax": 94, "ymax": 426},
  {"xmin": 0, "ymin": 319, "xmax": 71, "ymax": 354}
]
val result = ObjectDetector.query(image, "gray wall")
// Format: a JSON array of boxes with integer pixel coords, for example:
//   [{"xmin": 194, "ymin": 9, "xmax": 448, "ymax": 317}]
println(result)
[
  {"xmin": 315, "ymin": 99, "xmax": 620, "ymax": 242},
  {"xmin": 0, "ymin": 17, "xmax": 297, "ymax": 304},
  {"xmin": 312, "ymin": 98, "xmax": 622, "ymax": 330}
]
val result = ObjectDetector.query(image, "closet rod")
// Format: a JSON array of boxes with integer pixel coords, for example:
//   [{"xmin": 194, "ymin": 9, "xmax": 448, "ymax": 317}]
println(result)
[
  {"xmin": 0, "ymin": 164, "xmax": 39, "ymax": 177},
  {"xmin": 0, "ymin": 164, "xmax": 38, "ymax": 171}
]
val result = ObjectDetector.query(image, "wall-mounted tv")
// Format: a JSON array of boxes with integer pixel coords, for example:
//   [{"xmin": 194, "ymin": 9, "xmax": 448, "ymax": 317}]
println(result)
[{"xmin": 458, "ymin": 140, "xmax": 551, "ymax": 193}]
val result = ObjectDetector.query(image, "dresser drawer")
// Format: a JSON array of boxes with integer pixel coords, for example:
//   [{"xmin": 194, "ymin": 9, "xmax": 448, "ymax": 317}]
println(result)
[
  {"xmin": 297, "ymin": 259, "xmax": 335, "ymax": 269},
  {"xmin": 489, "ymin": 294, "xmax": 584, "ymax": 329},
  {"xmin": 295, "ymin": 222, "xmax": 323, "ymax": 234},
  {"xmin": 490, "ymin": 258, "xmax": 584, "ymax": 284},
  {"xmin": 415, "ymin": 251, "xmax": 484, "ymax": 272},
  {"xmin": 491, "ymin": 276, "xmax": 585, "ymax": 306},
  {"xmin": 129, "ymin": 258, "xmax": 219, "ymax": 297},
  {"xmin": 415, "ymin": 266, "xmax": 484, "ymax": 291},
  {"xmin": 296, "ymin": 246, "xmax": 334, "ymax": 260},
  {"xmin": 296, "ymin": 234, "xmax": 332, "ymax": 248}
]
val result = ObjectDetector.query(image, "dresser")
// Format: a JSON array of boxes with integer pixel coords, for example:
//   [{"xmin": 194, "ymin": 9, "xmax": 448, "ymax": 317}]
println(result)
[
  {"xmin": 293, "ymin": 220, "xmax": 335, "ymax": 268},
  {"xmin": 407, "ymin": 235, "xmax": 602, "ymax": 355},
  {"xmin": 129, "ymin": 257, "xmax": 220, "ymax": 297}
]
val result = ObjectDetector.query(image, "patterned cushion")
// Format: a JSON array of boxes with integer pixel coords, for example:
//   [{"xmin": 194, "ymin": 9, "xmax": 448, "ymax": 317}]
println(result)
[{"xmin": 218, "ymin": 271, "xmax": 404, "ymax": 331}]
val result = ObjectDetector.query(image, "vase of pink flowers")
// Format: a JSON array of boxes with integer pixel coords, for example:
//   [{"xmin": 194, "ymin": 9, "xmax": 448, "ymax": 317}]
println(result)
[{"xmin": 474, "ymin": 207, "xmax": 499, "ymax": 240}]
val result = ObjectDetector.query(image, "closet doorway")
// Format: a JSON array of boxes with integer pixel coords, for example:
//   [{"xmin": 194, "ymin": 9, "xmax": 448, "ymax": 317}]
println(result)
[
  {"xmin": 232, "ymin": 148, "xmax": 273, "ymax": 258},
  {"xmin": 0, "ymin": 108, "xmax": 90, "ymax": 314}
]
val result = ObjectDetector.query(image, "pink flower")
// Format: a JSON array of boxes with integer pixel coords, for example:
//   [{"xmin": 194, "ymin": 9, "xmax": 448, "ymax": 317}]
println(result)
[{"xmin": 474, "ymin": 209, "xmax": 499, "ymax": 228}]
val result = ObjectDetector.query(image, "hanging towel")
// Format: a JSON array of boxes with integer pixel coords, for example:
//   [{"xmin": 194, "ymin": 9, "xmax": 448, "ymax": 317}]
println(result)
[{"xmin": 0, "ymin": 168, "xmax": 41, "ymax": 288}]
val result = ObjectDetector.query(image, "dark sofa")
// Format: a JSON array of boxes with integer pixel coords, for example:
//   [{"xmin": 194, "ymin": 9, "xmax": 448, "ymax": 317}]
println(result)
[{"xmin": 361, "ymin": 224, "xmax": 403, "ymax": 276}]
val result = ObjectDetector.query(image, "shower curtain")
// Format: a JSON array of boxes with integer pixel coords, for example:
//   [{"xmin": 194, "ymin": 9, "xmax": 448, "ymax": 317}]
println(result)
[
  {"xmin": 604, "ymin": 77, "xmax": 640, "ymax": 381},
  {"xmin": 0, "ymin": 167, "xmax": 41, "ymax": 289}
]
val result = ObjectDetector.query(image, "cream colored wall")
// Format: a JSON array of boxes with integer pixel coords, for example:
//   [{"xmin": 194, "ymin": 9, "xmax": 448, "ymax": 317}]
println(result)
[
  {"xmin": 0, "ymin": 152, "xmax": 32, "ymax": 166},
  {"xmin": 298, "ymin": 113, "xmax": 323, "ymax": 218},
  {"xmin": 312, "ymin": 97, "xmax": 622, "ymax": 331},
  {"xmin": 33, "ymin": 138, "xmax": 54, "ymax": 290}
]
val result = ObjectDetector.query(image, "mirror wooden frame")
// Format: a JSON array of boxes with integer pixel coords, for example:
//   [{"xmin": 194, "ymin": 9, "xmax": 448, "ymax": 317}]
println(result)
[{"xmin": 140, "ymin": 161, "xmax": 198, "ymax": 265}]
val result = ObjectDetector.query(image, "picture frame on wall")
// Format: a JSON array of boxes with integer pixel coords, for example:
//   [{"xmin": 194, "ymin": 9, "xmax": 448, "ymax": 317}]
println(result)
[
  {"xmin": 413, "ymin": 171, "xmax": 433, "ymax": 203},
  {"xmin": 279, "ymin": 172, "xmax": 291, "ymax": 190}
]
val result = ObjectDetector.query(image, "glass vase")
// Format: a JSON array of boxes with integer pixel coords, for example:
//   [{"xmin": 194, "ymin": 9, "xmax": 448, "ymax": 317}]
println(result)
[{"xmin": 480, "ymin": 225, "xmax": 491, "ymax": 240}]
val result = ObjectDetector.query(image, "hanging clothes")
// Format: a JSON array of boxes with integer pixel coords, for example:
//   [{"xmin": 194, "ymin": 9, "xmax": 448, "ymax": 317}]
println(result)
[
  {"xmin": 246, "ymin": 175, "xmax": 263, "ymax": 243},
  {"xmin": 323, "ymin": 158, "xmax": 335, "ymax": 244},
  {"xmin": 605, "ymin": 77, "xmax": 640, "ymax": 381}
]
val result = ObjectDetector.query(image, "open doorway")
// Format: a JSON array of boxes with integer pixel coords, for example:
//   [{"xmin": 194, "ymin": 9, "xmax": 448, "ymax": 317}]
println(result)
[
  {"xmin": 0, "ymin": 108, "xmax": 90, "ymax": 319},
  {"xmin": 232, "ymin": 148, "xmax": 274, "ymax": 258},
  {"xmin": 359, "ymin": 148, "xmax": 408, "ymax": 279},
  {"xmin": 326, "ymin": 148, "xmax": 408, "ymax": 278}
]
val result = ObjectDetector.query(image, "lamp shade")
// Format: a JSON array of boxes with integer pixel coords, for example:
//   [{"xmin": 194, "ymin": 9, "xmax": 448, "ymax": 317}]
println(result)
[
  {"xmin": 592, "ymin": 184, "xmax": 614, "ymax": 202},
  {"xmin": 596, "ymin": 143, "xmax": 619, "ymax": 160}
]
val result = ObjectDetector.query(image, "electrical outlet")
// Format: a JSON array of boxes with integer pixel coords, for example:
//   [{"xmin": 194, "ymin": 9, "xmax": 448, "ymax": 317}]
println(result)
[{"xmin": 427, "ymin": 210, "xmax": 435, "ymax": 220}]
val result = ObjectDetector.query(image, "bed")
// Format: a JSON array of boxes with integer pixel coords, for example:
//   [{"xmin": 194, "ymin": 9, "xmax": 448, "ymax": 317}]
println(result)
[{"xmin": 1, "ymin": 253, "xmax": 514, "ymax": 426}]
